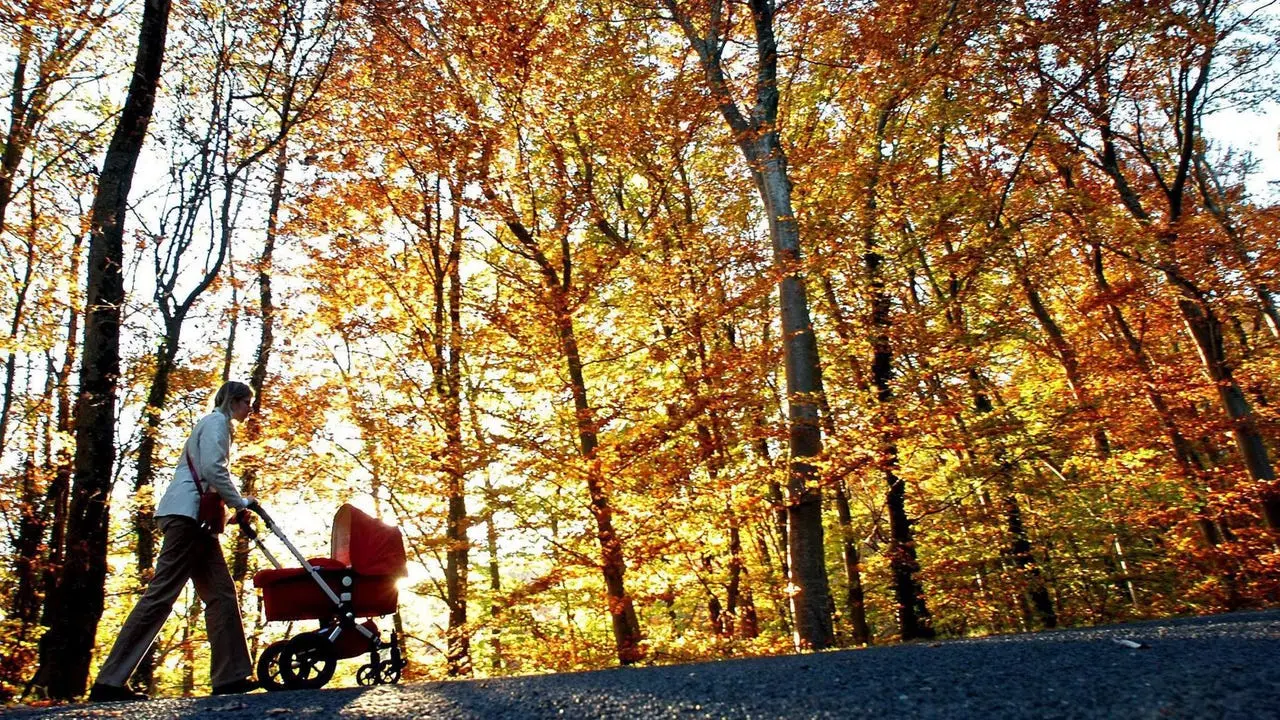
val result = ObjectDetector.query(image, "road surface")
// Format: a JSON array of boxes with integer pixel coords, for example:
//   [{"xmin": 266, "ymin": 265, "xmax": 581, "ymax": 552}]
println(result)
[{"xmin": 4, "ymin": 609, "xmax": 1278, "ymax": 719}]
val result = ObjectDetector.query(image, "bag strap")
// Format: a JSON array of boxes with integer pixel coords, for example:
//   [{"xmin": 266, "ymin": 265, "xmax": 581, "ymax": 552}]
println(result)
[
  {"xmin": 186, "ymin": 420, "xmax": 208, "ymax": 495},
  {"xmin": 185, "ymin": 450, "xmax": 205, "ymax": 494}
]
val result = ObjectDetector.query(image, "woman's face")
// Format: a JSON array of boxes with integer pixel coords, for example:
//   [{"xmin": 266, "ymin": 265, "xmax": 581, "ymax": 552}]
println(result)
[{"xmin": 232, "ymin": 395, "xmax": 252, "ymax": 421}]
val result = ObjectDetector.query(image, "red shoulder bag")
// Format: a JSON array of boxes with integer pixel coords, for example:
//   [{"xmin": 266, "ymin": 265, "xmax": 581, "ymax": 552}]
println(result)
[{"xmin": 186, "ymin": 450, "xmax": 227, "ymax": 535}]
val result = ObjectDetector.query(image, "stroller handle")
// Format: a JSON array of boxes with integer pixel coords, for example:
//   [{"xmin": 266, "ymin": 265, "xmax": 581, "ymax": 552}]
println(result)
[
  {"xmin": 236, "ymin": 500, "xmax": 284, "ymax": 569},
  {"xmin": 245, "ymin": 498, "xmax": 272, "ymax": 524},
  {"xmin": 241, "ymin": 503, "xmax": 343, "ymax": 612}
]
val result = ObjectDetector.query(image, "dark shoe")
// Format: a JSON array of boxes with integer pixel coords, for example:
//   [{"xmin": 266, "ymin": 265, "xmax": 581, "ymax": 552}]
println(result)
[
  {"xmin": 211, "ymin": 678, "xmax": 260, "ymax": 696},
  {"xmin": 88, "ymin": 684, "xmax": 148, "ymax": 702}
]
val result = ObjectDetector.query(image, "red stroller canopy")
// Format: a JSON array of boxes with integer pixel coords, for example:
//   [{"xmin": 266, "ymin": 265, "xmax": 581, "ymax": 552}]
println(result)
[{"xmin": 331, "ymin": 503, "xmax": 407, "ymax": 577}]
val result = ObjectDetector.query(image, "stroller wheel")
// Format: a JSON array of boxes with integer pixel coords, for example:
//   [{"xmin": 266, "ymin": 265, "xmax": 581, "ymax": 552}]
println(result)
[
  {"xmin": 356, "ymin": 661, "xmax": 402, "ymax": 687},
  {"xmin": 256, "ymin": 640, "xmax": 289, "ymax": 691},
  {"xmin": 280, "ymin": 633, "xmax": 337, "ymax": 690}
]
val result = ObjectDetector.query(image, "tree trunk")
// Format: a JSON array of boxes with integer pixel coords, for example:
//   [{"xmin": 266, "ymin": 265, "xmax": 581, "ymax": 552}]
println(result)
[
  {"xmin": 491, "ymin": 208, "xmax": 642, "ymax": 664},
  {"xmin": 443, "ymin": 200, "xmax": 471, "ymax": 676},
  {"xmin": 9, "ymin": 461, "xmax": 43, "ymax": 624},
  {"xmin": 1020, "ymin": 266, "xmax": 1140, "ymax": 604},
  {"xmin": 132, "ymin": 99, "xmax": 239, "ymax": 689},
  {"xmin": 30, "ymin": 0, "xmax": 172, "ymax": 700},
  {"xmin": 832, "ymin": 479, "xmax": 870, "ymax": 645},
  {"xmin": 233, "ymin": 136, "xmax": 287, "ymax": 582},
  {"xmin": 1194, "ymin": 158, "xmax": 1280, "ymax": 340},
  {"xmin": 663, "ymin": 0, "xmax": 833, "ymax": 650},
  {"xmin": 0, "ymin": 235, "xmax": 35, "ymax": 453},
  {"xmin": 129, "ymin": 332, "xmax": 180, "ymax": 691},
  {"xmin": 39, "ymin": 236, "xmax": 81, "ymax": 626},
  {"xmin": 999, "ymin": 486, "xmax": 1057, "ymax": 628},
  {"xmin": 1019, "ymin": 271, "xmax": 1110, "ymax": 456},
  {"xmin": 559, "ymin": 312, "xmax": 642, "ymax": 664},
  {"xmin": 181, "ymin": 595, "xmax": 200, "ymax": 696},
  {"xmin": 0, "ymin": 29, "xmax": 32, "ymax": 238},
  {"xmin": 748, "ymin": 394, "xmax": 791, "ymax": 636},
  {"xmin": 817, "ymin": 272, "xmax": 872, "ymax": 644},
  {"xmin": 884, "ymin": 462, "xmax": 935, "ymax": 639},
  {"xmin": 969, "ymin": 379, "xmax": 1058, "ymax": 630},
  {"xmin": 4, "ymin": 206, "xmax": 49, "ymax": 638},
  {"xmin": 725, "ymin": 504, "xmax": 748, "ymax": 638},
  {"xmin": 861, "ymin": 121, "xmax": 932, "ymax": 639},
  {"xmin": 754, "ymin": 139, "xmax": 834, "ymax": 651},
  {"xmin": 483, "ymin": 472, "xmax": 504, "ymax": 671},
  {"xmin": 1173, "ymin": 286, "xmax": 1280, "ymax": 527},
  {"xmin": 1095, "ymin": 94, "xmax": 1279, "ymax": 527}
]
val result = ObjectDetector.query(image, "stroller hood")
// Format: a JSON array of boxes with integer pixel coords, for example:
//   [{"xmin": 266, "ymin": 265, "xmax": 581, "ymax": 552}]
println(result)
[{"xmin": 331, "ymin": 503, "xmax": 407, "ymax": 577}]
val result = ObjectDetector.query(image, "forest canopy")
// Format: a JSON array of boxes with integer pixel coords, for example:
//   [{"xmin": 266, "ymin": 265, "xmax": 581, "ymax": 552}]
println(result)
[{"xmin": 1, "ymin": 0, "xmax": 1278, "ymax": 700}]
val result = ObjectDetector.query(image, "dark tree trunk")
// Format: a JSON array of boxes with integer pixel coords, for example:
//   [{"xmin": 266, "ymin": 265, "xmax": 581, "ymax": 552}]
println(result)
[
  {"xmin": 0, "ymin": 30, "xmax": 32, "ymax": 237},
  {"xmin": 1173, "ymin": 289, "xmax": 1279, "ymax": 526},
  {"xmin": 10, "ymin": 461, "xmax": 43, "ymax": 624},
  {"xmin": 1000, "ymin": 488, "xmax": 1057, "ymax": 628},
  {"xmin": 1194, "ymin": 159, "xmax": 1280, "ymax": 341},
  {"xmin": 725, "ymin": 506, "xmax": 746, "ymax": 637},
  {"xmin": 866, "ymin": 199, "xmax": 932, "ymax": 641},
  {"xmin": 233, "ymin": 134, "xmax": 287, "ymax": 583},
  {"xmin": 490, "ymin": 210, "xmax": 642, "ymax": 665},
  {"xmin": 39, "ymin": 257, "xmax": 79, "ymax": 625},
  {"xmin": 442, "ymin": 199, "xmax": 471, "ymax": 676},
  {"xmin": 0, "ymin": 242, "xmax": 34, "ymax": 454},
  {"xmin": 748, "ymin": 392, "xmax": 791, "ymax": 636},
  {"xmin": 1095, "ymin": 88, "xmax": 1279, "ymax": 527},
  {"xmin": 1020, "ymin": 266, "xmax": 1135, "ymax": 604},
  {"xmin": 132, "ymin": 92, "xmax": 239, "ymax": 689},
  {"xmin": 181, "ymin": 596, "xmax": 200, "ymax": 696},
  {"xmin": 832, "ymin": 479, "xmax": 871, "ymax": 644},
  {"xmin": 818, "ymin": 272, "xmax": 872, "ymax": 644},
  {"xmin": 483, "ymin": 473, "xmax": 504, "ymax": 671},
  {"xmin": 560, "ymin": 314, "xmax": 642, "ymax": 663},
  {"xmin": 29, "ymin": 0, "xmax": 172, "ymax": 700},
  {"xmin": 970, "ymin": 380, "xmax": 1058, "ymax": 630},
  {"xmin": 885, "ymin": 464, "xmax": 934, "ymax": 639},
  {"xmin": 7, "ymin": 216, "xmax": 57, "ymax": 629}
]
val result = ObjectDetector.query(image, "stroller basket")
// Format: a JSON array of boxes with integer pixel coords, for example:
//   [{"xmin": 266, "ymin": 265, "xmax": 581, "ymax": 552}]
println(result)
[{"xmin": 253, "ymin": 559, "xmax": 399, "ymax": 621}]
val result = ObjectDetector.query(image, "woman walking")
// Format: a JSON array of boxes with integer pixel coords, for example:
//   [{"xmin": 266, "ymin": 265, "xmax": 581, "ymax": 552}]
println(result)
[{"xmin": 89, "ymin": 381, "xmax": 259, "ymax": 701}]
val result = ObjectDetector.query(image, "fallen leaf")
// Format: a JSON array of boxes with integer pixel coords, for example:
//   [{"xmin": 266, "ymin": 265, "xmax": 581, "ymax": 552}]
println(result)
[{"xmin": 1111, "ymin": 638, "xmax": 1149, "ymax": 649}]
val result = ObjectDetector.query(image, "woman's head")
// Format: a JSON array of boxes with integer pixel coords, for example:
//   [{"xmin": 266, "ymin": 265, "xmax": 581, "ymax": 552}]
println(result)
[{"xmin": 213, "ymin": 381, "xmax": 254, "ymax": 420}]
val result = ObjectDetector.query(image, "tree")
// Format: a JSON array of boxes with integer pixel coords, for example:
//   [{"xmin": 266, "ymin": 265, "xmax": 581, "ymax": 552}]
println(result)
[
  {"xmin": 1035, "ymin": 0, "xmax": 1280, "ymax": 527},
  {"xmin": 656, "ymin": 0, "xmax": 833, "ymax": 652},
  {"xmin": 30, "ymin": 0, "xmax": 173, "ymax": 700}
]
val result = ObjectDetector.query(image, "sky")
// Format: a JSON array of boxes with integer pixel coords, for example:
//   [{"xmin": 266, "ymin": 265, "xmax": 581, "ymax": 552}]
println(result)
[{"xmin": 1204, "ymin": 102, "xmax": 1280, "ymax": 202}]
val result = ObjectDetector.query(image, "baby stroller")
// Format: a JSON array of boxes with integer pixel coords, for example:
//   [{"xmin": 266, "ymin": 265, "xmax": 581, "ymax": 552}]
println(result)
[{"xmin": 241, "ymin": 502, "xmax": 408, "ymax": 690}]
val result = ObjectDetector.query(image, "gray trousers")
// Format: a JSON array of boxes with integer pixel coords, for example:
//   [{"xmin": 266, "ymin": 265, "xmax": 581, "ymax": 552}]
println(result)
[{"xmin": 94, "ymin": 515, "xmax": 251, "ymax": 689}]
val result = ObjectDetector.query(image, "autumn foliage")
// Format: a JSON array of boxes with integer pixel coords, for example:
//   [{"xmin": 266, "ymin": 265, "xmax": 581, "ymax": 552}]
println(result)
[{"xmin": 1, "ymin": 0, "xmax": 1278, "ymax": 700}]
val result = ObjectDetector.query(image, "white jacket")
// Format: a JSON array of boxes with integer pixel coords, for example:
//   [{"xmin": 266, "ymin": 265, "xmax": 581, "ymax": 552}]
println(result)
[{"xmin": 155, "ymin": 411, "xmax": 249, "ymax": 519}]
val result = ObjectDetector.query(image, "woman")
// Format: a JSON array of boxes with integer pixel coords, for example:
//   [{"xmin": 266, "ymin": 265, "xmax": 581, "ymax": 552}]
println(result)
[{"xmin": 89, "ymin": 381, "xmax": 259, "ymax": 701}]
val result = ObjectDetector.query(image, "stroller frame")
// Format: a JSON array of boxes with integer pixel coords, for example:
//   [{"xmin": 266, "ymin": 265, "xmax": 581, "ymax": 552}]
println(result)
[{"xmin": 242, "ymin": 502, "xmax": 407, "ymax": 690}]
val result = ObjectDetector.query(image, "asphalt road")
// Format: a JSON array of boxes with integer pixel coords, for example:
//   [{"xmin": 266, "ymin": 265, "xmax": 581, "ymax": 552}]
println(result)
[{"xmin": 4, "ymin": 609, "xmax": 1278, "ymax": 719}]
